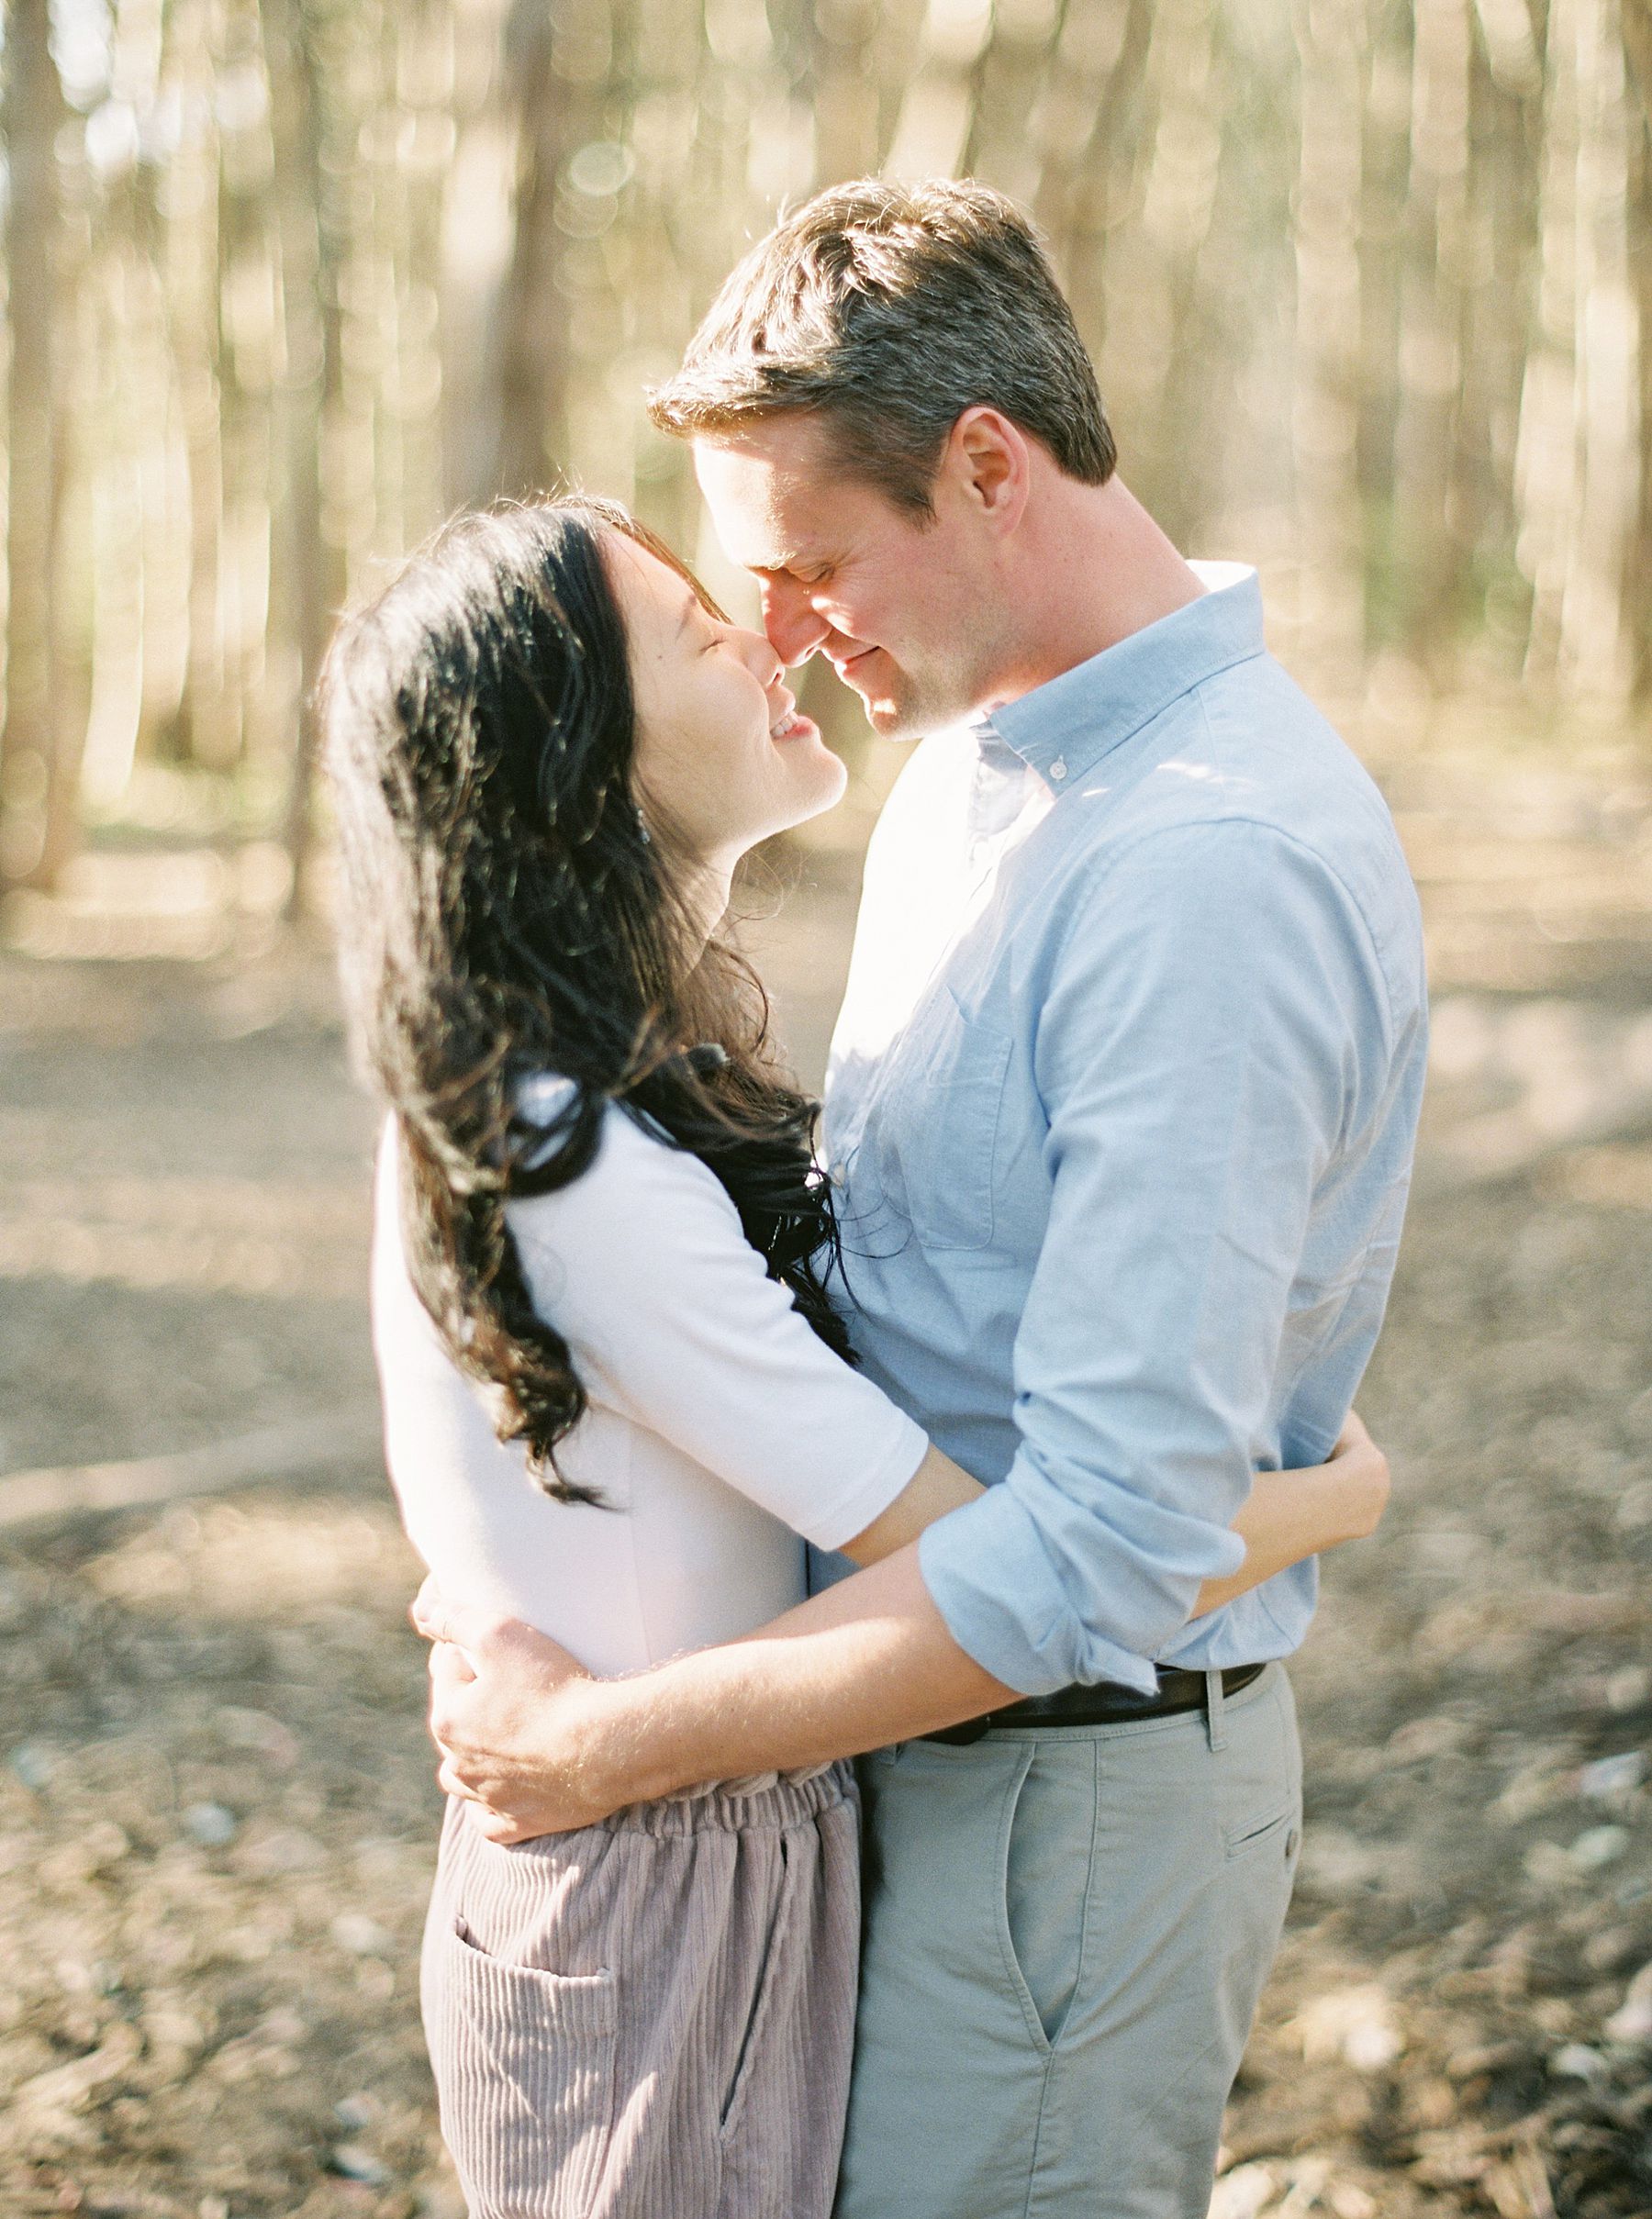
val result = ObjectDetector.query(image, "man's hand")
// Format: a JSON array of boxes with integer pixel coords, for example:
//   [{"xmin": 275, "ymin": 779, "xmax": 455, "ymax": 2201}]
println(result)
[
  {"xmin": 413, "ymin": 1548, "xmax": 1016, "ymax": 1835},
  {"xmin": 411, "ymin": 1580, "xmax": 618, "ymax": 1842}
]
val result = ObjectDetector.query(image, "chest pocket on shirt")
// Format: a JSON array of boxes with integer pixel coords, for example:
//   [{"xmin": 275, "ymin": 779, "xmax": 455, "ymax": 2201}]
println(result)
[{"xmin": 877, "ymin": 987, "xmax": 1013, "ymax": 1252}]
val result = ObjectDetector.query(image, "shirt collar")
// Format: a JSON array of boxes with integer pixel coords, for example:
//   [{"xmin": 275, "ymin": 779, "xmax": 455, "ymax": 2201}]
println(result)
[{"xmin": 979, "ymin": 562, "xmax": 1266, "ymax": 791}]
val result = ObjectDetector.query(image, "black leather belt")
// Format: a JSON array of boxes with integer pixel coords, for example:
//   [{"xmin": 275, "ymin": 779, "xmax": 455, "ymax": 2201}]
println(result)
[{"xmin": 922, "ymin": 1662, "xmax": 1267, "ymax": 1745}]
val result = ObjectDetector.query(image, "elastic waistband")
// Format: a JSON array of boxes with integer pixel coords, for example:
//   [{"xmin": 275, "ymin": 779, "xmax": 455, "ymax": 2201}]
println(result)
[{"xmin": 595, "ymin": 1759, "xmax": 853, "ymax": 1838}]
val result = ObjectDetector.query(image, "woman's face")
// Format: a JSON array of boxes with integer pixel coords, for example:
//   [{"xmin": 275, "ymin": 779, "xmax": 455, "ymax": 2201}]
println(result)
[{"xmin": 605, "ymin": 531, "xmax": 848, "ymax": 875}]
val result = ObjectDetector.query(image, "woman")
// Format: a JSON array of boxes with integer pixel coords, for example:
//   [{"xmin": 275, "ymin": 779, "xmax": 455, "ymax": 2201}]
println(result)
[{"xmin": 321, "ymin": 496, "xmax": 1388, "ymax": 2219}]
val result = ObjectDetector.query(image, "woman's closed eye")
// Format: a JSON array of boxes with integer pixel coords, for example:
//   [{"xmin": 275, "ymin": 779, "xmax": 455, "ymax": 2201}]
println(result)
[{"xmin": 690, "ymin": 610, "xmax": 740, "ymax": 656}]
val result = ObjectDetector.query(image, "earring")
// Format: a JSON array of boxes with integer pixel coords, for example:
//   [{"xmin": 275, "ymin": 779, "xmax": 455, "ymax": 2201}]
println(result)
[{"xmin": 635, "ymin": 805, "xmax": 652, "ymax": 846}]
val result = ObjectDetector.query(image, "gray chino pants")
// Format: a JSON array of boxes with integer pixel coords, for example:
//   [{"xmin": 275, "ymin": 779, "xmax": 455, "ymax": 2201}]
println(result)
[{"xmin": 833, "ymin": 1663, "xmax": 1302, "ymax": 2219}]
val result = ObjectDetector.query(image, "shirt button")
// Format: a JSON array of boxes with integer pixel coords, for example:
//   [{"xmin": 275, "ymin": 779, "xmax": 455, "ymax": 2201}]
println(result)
[{"xmin": 1049, "ymin": 757, "xmax": 1067, "ymax": 782}]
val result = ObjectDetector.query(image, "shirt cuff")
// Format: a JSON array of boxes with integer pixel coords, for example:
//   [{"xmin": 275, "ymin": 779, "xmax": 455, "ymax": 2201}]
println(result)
[
  {"xmin": 918, "ymin": 1483, "xmax": 1160, "ymax": 1698},
  {"xmin": 803, "ymin": 1414, "xmax": 931, "ymax": 1555}
]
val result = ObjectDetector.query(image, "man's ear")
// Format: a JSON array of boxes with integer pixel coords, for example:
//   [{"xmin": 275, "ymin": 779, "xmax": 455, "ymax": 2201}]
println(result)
[{"xmin": 946, "ymin": 407, "xmax": 1030, "ymax": 533}]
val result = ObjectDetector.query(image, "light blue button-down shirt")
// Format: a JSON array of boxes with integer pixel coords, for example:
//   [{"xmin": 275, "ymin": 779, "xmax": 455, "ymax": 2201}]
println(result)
[{"xmin": 819, "ymin": 564, "xmax": 1427, "ymax": 1697}]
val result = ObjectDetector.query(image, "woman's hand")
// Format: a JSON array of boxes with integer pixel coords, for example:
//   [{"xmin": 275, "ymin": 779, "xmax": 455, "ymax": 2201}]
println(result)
[{"xmin": 1323, "ymin": 1407, "xmax": 1390, "ymax": 1543}]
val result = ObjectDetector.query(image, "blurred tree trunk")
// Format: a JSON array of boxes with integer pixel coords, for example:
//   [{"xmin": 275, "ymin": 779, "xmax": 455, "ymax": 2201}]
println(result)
[
  {"xmin": 1353, "ymin": 0, "xmax": 1407, "ymax": 650},
  {"xmin": 495, "ymin": 0, "xmax": 617, "ymax": 496},
  {"xmin": 1032, "ymin": 0, "xmax": 1154, "ymax": 379},
  {"xmin": 1392, "ymin": 0, "xmax": 1474, "ymax": 669},
  {"xmin": 885, "ymin": 0, "xmax": 992, "ymax": 180},
  {"xmin": 265, "ymin": 0, "xmax": 338, "ymax": 915},
  {"xmin": 164, "ymin": 0, "xmax": 232, "ymax": 773},
  {"xmin": 1619, "ymin": 0, "xmax": 1652, "ymax": 695},
  {"xmin": 201, "ymin": 0, "xmax": 280, "ymax": 773},
  {"xmin": 1, "ymin": 0, "xmax": 69, "ymax": 891},
  {"xmin": 1564, "ymin": 0, "xmax": 1637, "ymax": 697},
  {"xmin": 1518, "ymin": 0, "xmax": 1638, "ymax": 696},
  {"xmin": 1291, "ymin": 0, "xmax": 1370, "ymax": 678},
  {"xmin": 1459, "ymin": 0, "xmax": 1543, "ymax": 670},
  {"xmin": 438, "ymin": 0, "xmax": 515, "ymax": 508},
  {"xmin": 966, "ymin": 0, "xmax": 1061, "ymax": 206},
  {"xmin": 811, "ymin": 0, "xmax": 897, "ymax": 183},
  {"xmin": 1128, "ymin": 0, "xmax": 1223, "ymax": 548}
]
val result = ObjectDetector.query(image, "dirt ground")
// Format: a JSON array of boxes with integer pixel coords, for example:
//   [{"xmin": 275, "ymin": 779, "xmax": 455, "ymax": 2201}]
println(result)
[{"xmin": 2, "ymin": 728, "xmax": 1650, "ymax": 2219}]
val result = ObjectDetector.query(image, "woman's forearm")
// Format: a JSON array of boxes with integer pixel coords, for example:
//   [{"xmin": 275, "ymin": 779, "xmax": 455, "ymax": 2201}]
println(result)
[
  {"xmin": 1190, "ymin": 1418, "xmax": 1389, "ymax": 1618},
  {"xmin": 1191, "ymin": 1468, "xmax": 1336, "ymax": 1618},
  {"xmin": 838, "ymin": 1443, "xmax": 984, "ymax": 1565},
  {"xmin": 845, "ymin": 1417, "xmax": 1389, "ymax": 1606}
]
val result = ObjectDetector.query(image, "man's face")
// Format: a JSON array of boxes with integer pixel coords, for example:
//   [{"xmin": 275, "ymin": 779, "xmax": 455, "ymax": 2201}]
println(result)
[{"xmin": 692, "ymin": 417, "xmax": 998, "ymax": 739}]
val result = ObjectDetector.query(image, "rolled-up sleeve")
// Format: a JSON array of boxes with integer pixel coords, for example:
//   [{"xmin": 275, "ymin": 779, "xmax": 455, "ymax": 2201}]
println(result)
[{"xmin": 918, "ymin": 817, "xmax": 1390, "ymax": 1695}]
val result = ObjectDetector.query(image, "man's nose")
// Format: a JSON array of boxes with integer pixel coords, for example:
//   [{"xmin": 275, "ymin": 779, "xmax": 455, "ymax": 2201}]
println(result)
[{"xmin": 759, "ymin": 578, "xmax": 830, "ymax": 669}]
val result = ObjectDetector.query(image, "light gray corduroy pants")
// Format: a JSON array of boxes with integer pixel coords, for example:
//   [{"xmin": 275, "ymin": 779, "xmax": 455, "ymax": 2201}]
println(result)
[{"xmin": 422, "ymin": 1764, "xmax": 860, "ymax": 2219}]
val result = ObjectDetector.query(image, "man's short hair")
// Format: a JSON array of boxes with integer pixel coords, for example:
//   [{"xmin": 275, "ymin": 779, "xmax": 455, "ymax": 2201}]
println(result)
[{"xmin": 648, "ymin": 177, "xmax": 1117, "ymax": 517}]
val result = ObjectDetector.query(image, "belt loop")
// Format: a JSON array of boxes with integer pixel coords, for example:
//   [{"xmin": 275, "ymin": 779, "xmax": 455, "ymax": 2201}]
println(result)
[{"xmin": 1205, "ymin": 1668, "xmax": 1228, "ymax": 1755}]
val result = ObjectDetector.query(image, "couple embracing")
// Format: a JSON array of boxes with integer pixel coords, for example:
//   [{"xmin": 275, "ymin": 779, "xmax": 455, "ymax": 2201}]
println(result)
[{"xmin": 322, "ymin": 178, "xmax": 1427, "ymax": 2219}]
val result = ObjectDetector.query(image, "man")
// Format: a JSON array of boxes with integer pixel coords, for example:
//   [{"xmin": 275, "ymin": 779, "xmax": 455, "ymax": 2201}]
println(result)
[{"xmin": 418, "ymin": 178, "xmax": 1427, "ymax": 2216}]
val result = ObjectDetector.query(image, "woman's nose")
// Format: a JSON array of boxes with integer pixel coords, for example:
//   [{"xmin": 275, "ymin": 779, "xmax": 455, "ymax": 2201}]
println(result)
[{"xmin": 738, "ymin": 624, "xmax": 786, "ymax": 690}]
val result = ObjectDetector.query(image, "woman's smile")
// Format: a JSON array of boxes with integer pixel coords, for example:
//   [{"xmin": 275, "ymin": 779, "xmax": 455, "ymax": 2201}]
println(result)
[
  {"xmin": 768, "ymin": 704, "xmax": 817, "ymax": 743},
  {"xmin": 611, "ymin": 531, "xmax": 848, "ymax": 871}
]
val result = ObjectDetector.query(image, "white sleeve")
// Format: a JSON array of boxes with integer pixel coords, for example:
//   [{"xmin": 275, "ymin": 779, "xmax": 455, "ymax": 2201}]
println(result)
[{"xmin": 503, "ymin": 1104, "xmax": 929, "ymax": 1551}]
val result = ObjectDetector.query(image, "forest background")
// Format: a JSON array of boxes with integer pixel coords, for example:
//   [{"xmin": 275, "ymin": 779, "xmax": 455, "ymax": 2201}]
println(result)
[
  {"xmin": 3, "ymin": 3, "xmax": 1652, "ymax": 2217},
  {"xmin": 1, "ymin": 0, "xmax": 1649, "ymax": 896}
]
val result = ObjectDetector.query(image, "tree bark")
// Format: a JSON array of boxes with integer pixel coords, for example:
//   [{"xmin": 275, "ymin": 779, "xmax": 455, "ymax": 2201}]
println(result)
[
  {"xmin": 0, "ymin": 0, "xmax": 67, "ymax": 891},
  {"xmin": 1517, "ymin": 0, "xmax": 1638, "ymax": 697},
  {"xmin": 1391, "ymin": 0, "xmax": 1474, "ymax": 671},
  {"xmin": 264, "ymin": 0, "xmax": 339, "ymax": 917},
  {"xmin": 494, "ymin": 0, "xmax": 616, "ymax": 499},
  {"xmin": 1618, "ymin": 0, "xmax": 1652, "ymax": 695},
  {"xmin": 1291, "ymin": 0, "xmax": 1371, "ymax": 681}
]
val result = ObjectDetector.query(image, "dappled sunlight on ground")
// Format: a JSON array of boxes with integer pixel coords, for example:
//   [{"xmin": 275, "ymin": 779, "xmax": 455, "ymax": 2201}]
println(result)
[
  {"xmin": 1, "ymin": 728, "xmax": 1649, "ymax": 2216},
  {"xmin": 0, "ymin": 1175, "xmax": 368, "ymax": 1300}
]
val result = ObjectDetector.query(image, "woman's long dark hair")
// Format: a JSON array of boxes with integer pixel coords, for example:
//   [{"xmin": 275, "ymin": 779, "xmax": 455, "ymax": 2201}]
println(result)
[{"xmin": 322, "ymin": 496, "xmax": 851, "ymax": 1502}]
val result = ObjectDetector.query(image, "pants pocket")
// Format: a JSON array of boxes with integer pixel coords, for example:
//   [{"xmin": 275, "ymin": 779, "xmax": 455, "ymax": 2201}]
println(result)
[
  {"xmin": 1222, "ymin": 1801, "xmax": 1295, "ymax": 1859},
  {"xmin": 719, "ymin": 1831, "xmax": 806, "ymax": 2146},
  {"xmin": 426, "ymin": 1914, "xmax": 619, "ymax": 2219},
  {"xmin": 1220, "ymin": 1676, "xmax": 1303, "ymax": 1864},
  {"xmin": 1000, "ymin": 1742, "xmax": 1097, "ymax": 2052}
]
